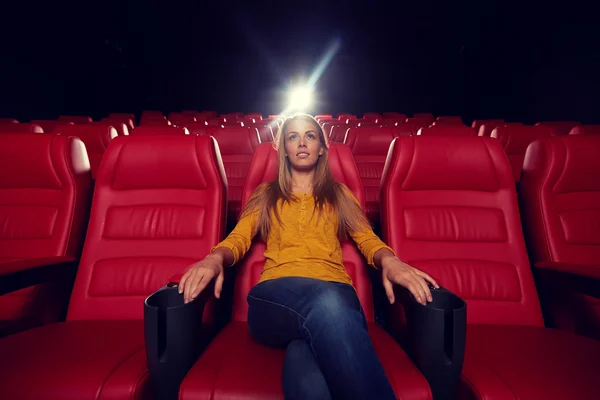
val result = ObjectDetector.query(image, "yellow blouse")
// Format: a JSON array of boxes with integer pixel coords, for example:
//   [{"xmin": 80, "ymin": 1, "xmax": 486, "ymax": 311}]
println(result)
[{"xmin": 212, "ymin": 186, "xmax": 394, "ymax": 286}]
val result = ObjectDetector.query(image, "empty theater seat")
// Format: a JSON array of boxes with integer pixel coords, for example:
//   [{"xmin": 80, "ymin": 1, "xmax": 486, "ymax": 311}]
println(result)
[
  {"xmin": 31, "ymin": 120, "xmax": 74, "ymax": 132},
  {"xmin": 178, "ymin": 142, "xmax": 432, "ymax": 400},
  {"xmin": 345, "ymin": 127, "xmax": 398, "ymax": 225},
  {"xmin": 492, "ymin": 125, "xmax": 555, "ymax": 182},
  {"xmin": 381, "ymin": 135, "xmax": 600, "ymax": 400},
  {"xmin": 0, "ymin": 134, "xmax": 93, "ymax": 337},
  {"xmin": 0, "ymin": 123, "xmax": 44, "ymax": 133},
  {"xmin": 536, "ymin": 121, "xmax": 579, "ymax": 136},
  {"xmin": 54, "ymin": 124, "xmax": 118, "ymax": 179},
  {"xmin": 330, "ymin": 124, "xmax": 350, "ymax": 142},
  {"xmin": 569, "ymin": 124, "xmax": 600, "ymax": 135},
  {"xmin": 520, "ymin": 135, "xmax": 600, "ymax": 340},
  {"xmin": 99, "ymin": 119, "xmax": 130, "ymax": 136},
  {"xmin": 0, "ymin": 118, "xmax": 18, "ymax": 124},
  {"xmin": 433, "ymin": 116, "xmax": 463, "ymax": 126},
  {"xmin": 0, "ymin": 135, "xmax": 227, "ymax": 399},
  {"xmin": 471, "ymin": 119, "xmax": 504, "ymax": 131},
  {"xmin": 211, "ymin": 127, "xmax": 260, "ymax": 228},
  {"xmin": 59, "ymin": 116, "xmax": 93, "ymax": 124},
  {"xmin": 131, "ymin": 126, "xmax": 188, "ymax": 135},
  {"xmin": 418, "ymin": 125, "xmax": 477, "ymax": 136}
]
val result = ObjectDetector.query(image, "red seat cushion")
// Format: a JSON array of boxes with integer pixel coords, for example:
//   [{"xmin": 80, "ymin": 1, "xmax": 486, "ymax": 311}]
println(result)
[
  {"xmin": 181, "ymin": 322, "xmax": 430, "ymax": 400},
  {"xmin": 461, "ymin": 325, "xmax": 600, "ymax": 399},
  {"xmin": 0, "ymin": 320, "xmax": 151, "ymax": 400},
  {"xmin": 419, "ymin": 126, "xmax": 476, "ymax": 136}
]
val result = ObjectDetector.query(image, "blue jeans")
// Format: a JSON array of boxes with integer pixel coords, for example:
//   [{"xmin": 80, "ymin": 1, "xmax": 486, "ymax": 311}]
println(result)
[{"xmin": 247, "ymin": 277, "xmax": 396, "ymax": 400}]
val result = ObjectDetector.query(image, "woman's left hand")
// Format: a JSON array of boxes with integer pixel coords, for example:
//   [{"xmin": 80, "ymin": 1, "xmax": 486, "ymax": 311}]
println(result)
[{"xmin": 380, "ymin": 256, "xmax": 439, "ymax": 305}]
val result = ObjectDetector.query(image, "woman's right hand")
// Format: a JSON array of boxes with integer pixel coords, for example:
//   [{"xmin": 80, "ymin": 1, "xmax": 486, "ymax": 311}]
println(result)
[{"xmin": 178, "ymin": 254, "xmax": 225, "ymax": 304}]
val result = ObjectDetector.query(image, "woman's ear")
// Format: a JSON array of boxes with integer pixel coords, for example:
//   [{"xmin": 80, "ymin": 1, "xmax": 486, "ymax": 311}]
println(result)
[{"xmin": 319, "ymin": 147, "xmax": 324, "ymax": 156}]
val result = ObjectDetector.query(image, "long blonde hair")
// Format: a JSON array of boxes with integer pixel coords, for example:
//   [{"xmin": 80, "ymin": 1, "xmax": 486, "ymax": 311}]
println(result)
[{"xmin": 240, "ymin": 113, "xmax": 371, "ymax": 241}]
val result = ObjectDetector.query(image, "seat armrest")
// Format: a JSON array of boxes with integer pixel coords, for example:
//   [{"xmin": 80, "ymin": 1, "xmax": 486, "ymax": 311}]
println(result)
[
  {"xmin": 0, "ymin": 256, "xmax": 77, "ymax": 295},
  {"xmin": 395, "ymin": 285, "xmax": 467, "ymax": 400},
  {"xmin": 535, "ymin": 261, "xmax": 600, "ymax": 298}
]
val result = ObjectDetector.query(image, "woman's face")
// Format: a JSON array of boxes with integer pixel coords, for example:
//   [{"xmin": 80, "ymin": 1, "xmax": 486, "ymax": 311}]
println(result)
[{"xmin": 283, "ymin": 119, "xmax": 324, "ymax": 171}]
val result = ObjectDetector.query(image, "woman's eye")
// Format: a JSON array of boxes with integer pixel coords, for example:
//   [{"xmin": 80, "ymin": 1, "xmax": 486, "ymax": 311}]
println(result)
[
  {"xmin": 288, "ymin": 134, "xmax": 297, "ymax": 141},
  {"xmin": 307, "ymin": 134, "xmax": 315, "ymax": 140}
]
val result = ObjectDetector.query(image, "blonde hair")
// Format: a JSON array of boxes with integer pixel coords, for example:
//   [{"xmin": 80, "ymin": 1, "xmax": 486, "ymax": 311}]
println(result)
[{"xmin": 241, "ymin": 113, "xmax": 371, "ymax": 241}]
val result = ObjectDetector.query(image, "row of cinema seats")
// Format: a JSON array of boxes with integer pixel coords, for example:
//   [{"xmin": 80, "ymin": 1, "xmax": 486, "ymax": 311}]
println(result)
[
  {"xmin": 5, "ymin": 116, "xmax": 600, "ymax": 345},
  {"xmin": 1, "ymin": 129, "xmax": 600, "ymax": 399}
]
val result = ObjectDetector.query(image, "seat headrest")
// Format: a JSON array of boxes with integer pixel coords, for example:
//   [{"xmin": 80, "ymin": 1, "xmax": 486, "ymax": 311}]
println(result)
[
  {"xmin": 0, "ymin": 123, "xmax": 43, "ymax": 133},
  {"xmin": 0, "ymin": 134, "xmax": 90, "ymax": 189},
  {"xmin": 569, "ymin": 125, "xmax": 600, "ymax": 136},
  {"xmin": 241, "ymin": 143, "xmax": 365, "ymax": 209},
  {"xmin": 346, "ymin": 128, "xmax": 396, "ymax": 154},
  {"xmin": 492, "ymin": 125, "xmax": 554, "ymax": 153},
  {"xmin": 100, "ymin": 135, "xmax": 225, "ymax": 190},
  {"xmin": 131, "ymin": 126, "xmax": 188, "ymax": 135},
  {"xmin": 58, "ymin": 115, "xmax": 93, "ymax": 123},
  {"xmin": 54, "ymin": 124, "xmax": 118, "ymax": 152},
  {"xmin": 383, "ymin": 136, "xmax": 512, "ymax": 192},
  {"xmin": 419, "ymin": 126, "xmax": 477, "ymax": 136},
  {"xmin": 211, "ymin": 127, "xmax": 259, "ymax": 155},
  {"xmin": 523, "ymin": 135, "xmax": 600, "ymax": 194}
]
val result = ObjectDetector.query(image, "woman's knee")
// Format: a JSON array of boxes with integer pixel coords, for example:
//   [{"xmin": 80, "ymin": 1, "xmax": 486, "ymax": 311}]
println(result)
[{"xmin": 306, "ymin": 284, "xmax": 366, "ymax": 329}]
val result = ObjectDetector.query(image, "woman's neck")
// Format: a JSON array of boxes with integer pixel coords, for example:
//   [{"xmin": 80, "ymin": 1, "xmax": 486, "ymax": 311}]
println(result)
[{"xmin": 290, "ymin": 169, "xmax": 316, "ymax": 193}]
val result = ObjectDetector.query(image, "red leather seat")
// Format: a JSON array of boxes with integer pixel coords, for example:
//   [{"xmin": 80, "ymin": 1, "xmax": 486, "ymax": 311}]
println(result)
[
  {"xmin": 381, "ymin": 136, "xmax": 600, "ymax": 400},
  {"xmin": 0, "ymin": 134, "xmax": 92, "ymax": 337},
  {"xmin": 185, "ymin": 122, "xmax": 211, "ymax": 136},
  {"xmin": 0, "ymin": 123, "xmax": 44, "ymax": 133},
  {"xmin": 338, "ymin": 114, "xmax": 357, "ymax": 121},
  {"xmin": 418, "ymin": 125, "xmax": 477, "ymax": 136},
  {"xmin": 0, "ymin": 118, "xmax": 18, "ymax": 124},
  {"xmin": 30, "ymin": 120, "xmax": 73, "ymax": 132},
  {"xmin": 520, "ymin": 135, "xmax": 600, "ymax": 340},
  {"xmin": 492, "ymin": 125, "xmax": 555, "ymax": 182},
  {"xmin": 394, "ymin": 123, "xmax": 419, "ymax": 136},
  {"xmin": 535, "ymin": 121, "xmax": 579, "ymax": 136},
  {"xmin": 108, "ymin": 114, "xmax": 136, "ymax": 130},
  {"xmin": 210, "ymin": 127, "xmax": 260, "ymax": 228},
  {"xmin": 432, "ymin": 116, "xmax": 463, "ymax": 126},
  {"xmin": 131, "ymin": 126, "xmax": 188, "ymax": 135},
  {"xmin": 405, "ymin": 117, "xmax": 433, "ymax": 128},
  {"xmin": 179, "ymin": 142, "xmax": 432, "ymax": 400},
  {"xmin": 345, "ymin": 127, "xmax": 398, "ymax": 225},
  {"xmin": 251, "ymin": 123, "xmax": 274, "ymax": 142},
  {"xmin": 569, "ymin": 124, "xmax": 600, "ymax": 135},
  {"xmin": 471, "ymin": 119, "xmax": 503, "ymax": 132},
  {"xmin": 0, "ymin": 135, "xmax": 227, "ymax": 399},
  {"xmin": 54, "ymin": 124, "xmax": 118, "ymax": 179},
  {"xmin": 330, "ymin": 124, "xmax": 350, "ymax": 142},
  {"xmin": 100, "ymin": 119, "xmax": 130, "ymax": 136},
  {"xmin": 58, "ymin": 115, "xmax": 93, "ymax": 124}
]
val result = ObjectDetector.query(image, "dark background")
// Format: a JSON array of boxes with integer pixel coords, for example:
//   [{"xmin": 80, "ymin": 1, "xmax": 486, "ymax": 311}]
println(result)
[{"xmin": 0, "ymin": 0, "xmax": 597, "ymax": 124}]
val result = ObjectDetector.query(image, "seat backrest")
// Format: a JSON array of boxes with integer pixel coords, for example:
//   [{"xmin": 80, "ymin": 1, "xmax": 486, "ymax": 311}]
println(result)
[
  {"xmin": 433, "ymin": 116, "xmax": 463, "ymax": 126},
  {"xmin": 535, "ymin": 121, "xmax": 579, "ymax": 136},
  {"xmin": 519, "ymin": 135, "xmax": 600, "ymax": 267},
  {"xmin": 59, "ymin": 116, "xmax": 93, "ymax": 124},
  {"xmin": 54, "ymin": 124, "xmax": 118, "ymax": 179},
  {"xmin": 232, "ymin": 142, "xmax": 375, "ymax": 322},
  {"xmin": 471, "ymin": 119, "xmax": 504, "ymax": 131},
  {"xmin": 345, "ymin": 127, "xmax": 397, "ymax": 223},
  {"xmin": 394, "ymin": 123, "xmax": 419, "ymax": 136},
  {"xmin": 100, "ymin": 119, "xmax": 130, "ymax": 136},
  {"xmin": 0, "ymin": 118, "xmax": 18, "ymax": 124},
  {"xmin": 0, "ymin": 134, "xmax": 93, "ymax": 261},
  {"xmin": 66, "ymin": 135, "xmax": 227, "ymax": 321},
  {"xmin": 492, "ymin": 125, "xmax": 555, "ymax": 182},
  {"xmin": 381, "ymin": 136, "xmax": 544, "ymax": 327},
  {"xmin": 569, "ymin": 125, "xmax": 600, "ymax": 136},
  {"xmin": 185, "ymin": 122, "xmax": 211, "ymax": 136},
  {"xmin": 0, "ymin": 123, "xmax": 43, "ymax": 133},
  {"xmin": 31, "ymin": 120, "xmax": 73, "ymax": 132},
  {"xmin": 419, "ymin": 126, "xmax": 477, "ymax": 136},
  {"xmin": 211, "ymin": 127, "xmax": 260, "ymax": 222},
  {"xmin": 131, "ymin": 126, "xmax": 188, "ymax": 135},
  {"xmin": 330, "ymin": 124, "xmax": 350, "ymax": 142},
  {"xmin": 405, "ymin": 117, "xmax": 433, "ymax": 128}
]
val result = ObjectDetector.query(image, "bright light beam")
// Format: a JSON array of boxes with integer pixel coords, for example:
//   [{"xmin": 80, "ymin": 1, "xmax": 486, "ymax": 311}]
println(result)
[
  {"xmin": 287, "ymin": 86, "xmax": 314, "ymax": 111},
  {"xmin": 278, "ymin": 38, "xmax": 342, "ymax": 117}
]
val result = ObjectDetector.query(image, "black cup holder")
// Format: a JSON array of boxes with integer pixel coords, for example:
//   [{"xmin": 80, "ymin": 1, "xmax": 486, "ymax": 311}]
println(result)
[
  {"xmin": 405, "ymin": 286, "xmax": 467, "ymax": 400},
  {"xmin": 144, "ymin": 286, "xmax": 205, "ymax": 400}
]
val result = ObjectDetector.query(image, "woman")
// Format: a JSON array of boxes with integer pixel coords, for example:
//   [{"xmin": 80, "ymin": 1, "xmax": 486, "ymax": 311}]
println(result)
[{"xmin": 179, "ymin": 114, "xmax": 438, "ymax": 400}]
